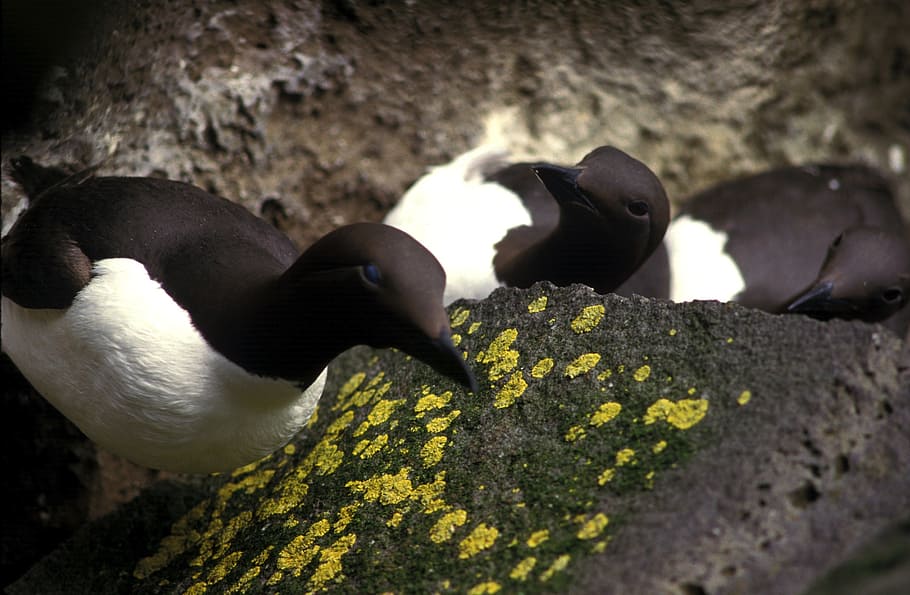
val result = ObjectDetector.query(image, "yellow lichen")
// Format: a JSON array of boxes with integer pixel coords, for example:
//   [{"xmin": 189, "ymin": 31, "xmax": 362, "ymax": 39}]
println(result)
[
  {"xmin": 597, "ymin": 468, "xmax": 616, "ymax": 485},
  {"xmin": 530, "ymin": 358, "xmax": 555, "ymax": 378},
  {"xmin": 476, "ymin": 328, "xmax": 520, "ymax": 380},
  {"xmin": 540, "ymin": 554, "xmax": 571, "ymax": 581},
  {"xmin": 597, "ymin": 369, "xmax": 612, "ymax": 381},
  {"xmin": 134, "ymin": 500, "xmax": 211, "ymax": 579},
  {"xmin": 527, "ymin": 529, "xmax": 549, "ymax": 548},
  {"xmin": 386, "ymin": 512, "xmax": 404, "ymax": 528},
  {"xmin": 644, "ymin": 398, "xmax": 709, "ymax": 429},
  {"xmin": 353, "ymin": 398, "xmax": 406, "ymax": 437},
  {"xmin": 429, "ymin": 509, "xmax": 468, "ymax": 543},
  {"xmin": 458, "ymin": 523, "xmax": 500, "ymax": 559},
  {"xmin": 668, "ymin": 328, "xmax": 678, "ymax": 336},
  {"xmin": 414, "ymin": 391, "xmax": 452, "ymax": 416},
  {"xmin": 452, "ymin": 333, "xmax": 462, "ymax": 346},
  {"xmin": 468, "ymin": 321, "xmax": 483, "ymax": 334},
  {"xmin": 571, "ymin": 304, "xmax": 605, "ymax": 333},
  {"xmin": 527, "ymin": 296, "xmax": 548, "ymax": 313},
  {"xmin": 334, "ymin": 504, "xmax": 360, "ymax": 534},
  {"xmin": 450, "ymin": 307, "xmax": 470, "ymax": 328},
  {"xmin": 577, "ymin": 513, "xmax": 609, "ymax": 540},
  {"xmin": 420, "ymin": 436, "xmax": 448, "ymax": 467},
  {"xmin": 565, "ymin": 353, "xmax": 601, "ymax": 378},
  {"xmin": 493, "ymin": 371, "xmax": 528, "ymax": 408},
  {"xmin": 426, "ymin": 410, "xmax": 461, "ymax": 433},
  {"xmin": 346, "ymin": 468, "xmax": 414, "ymax": 506},
  {"xmin": 737, "ymin": 390, "xmax": 752, "ymax": 405},
  {"xmin": 510, "ymin": 557, "xmax": 538, "ymax": 581},
  {"xmin": 334, "ymin": 372, "xmax": 366, "ymax": 409},
  {"xmin": 633, "ymin": 364, "xmax": 651, "ymax": 382},
  {"xmin": 615, "ymin": 448, "xmax": 635, "ymax": 466},
  {"xmin": 652, "ymin": 440, "xmax": 668, "ymax": 454},
  {"xmin": 564, "ymin": 425, "xmax": 587, "ymax": 442},
  {"xmin": 274, "ymin": 519, "xmax": 331, "ymax": 578},
  {"xmin": 353, "ymin": 434, "xmax": 389, "ymax": 459},
  {"xmin": 468, "ymin": 581, "xmax": 502, "ymax": 595},
  {"xmin": 590, "ymin": 402, "xmax": 622, "ymax": 427},
  {"xmin": 308, "ymin": 533, "xmax": 356, "ymax": 591}
]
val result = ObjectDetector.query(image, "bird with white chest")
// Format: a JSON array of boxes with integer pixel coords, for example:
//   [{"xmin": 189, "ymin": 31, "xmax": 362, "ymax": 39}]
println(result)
[
  {"xmin": 383, "ymin": 145, "xmax": 671, "ymax": 304},
  {"xmin": 617, "ymin": 163, "xmax": 910, "ymax": 333},
  {"xmin": 1, "ymin": 158, "xmax": 477, "ymax": 474}
]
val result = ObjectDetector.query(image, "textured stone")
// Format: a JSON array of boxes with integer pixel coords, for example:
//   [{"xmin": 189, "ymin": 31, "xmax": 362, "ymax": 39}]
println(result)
[{"xmin": 9, "ymin": 283, "xmax": 908, "ymax": 594}]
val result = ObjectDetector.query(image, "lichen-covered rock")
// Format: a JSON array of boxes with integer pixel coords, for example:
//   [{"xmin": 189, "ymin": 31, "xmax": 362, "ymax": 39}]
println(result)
[{"xmin": 10, "ymin": 283, "xmax": 908, "ymax": 595}]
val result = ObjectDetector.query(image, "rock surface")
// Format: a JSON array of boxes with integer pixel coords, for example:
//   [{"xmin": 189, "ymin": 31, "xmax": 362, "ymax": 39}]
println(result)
[{"xmin": 9, "ymin": 284, "xmax": 909, "ymax": 594}]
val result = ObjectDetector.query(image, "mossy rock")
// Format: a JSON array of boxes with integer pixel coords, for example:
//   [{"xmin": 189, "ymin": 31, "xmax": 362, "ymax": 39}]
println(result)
[{"xmin": 10, "ymin": 283, "xmax": 909, "ymax": 594}]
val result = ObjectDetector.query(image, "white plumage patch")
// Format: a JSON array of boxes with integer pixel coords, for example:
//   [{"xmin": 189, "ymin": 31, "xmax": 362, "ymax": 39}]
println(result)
[
  {"xmin": 1, "ymin": 258, "xmax": 326, "ymax": 473},
  {"xmin": 384, "ymin": 146, "xmax": 533, "ymax": 304},
  {"xmin": 664, "ymin": 215, "xmax": 746, "ymax": 303}
]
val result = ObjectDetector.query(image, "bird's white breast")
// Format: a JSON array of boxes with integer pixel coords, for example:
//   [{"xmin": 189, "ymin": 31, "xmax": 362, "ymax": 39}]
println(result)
[
  {"xmin": 664, "ymin": 215, "xmax": 746, "ymax": 303},
  {"xmin": 1, "ymin": 258, "xmax": 326, "ymax": 473},
  {"xmin": 384, "ymin": 146, "xmax": 533, "ymax": 304}
]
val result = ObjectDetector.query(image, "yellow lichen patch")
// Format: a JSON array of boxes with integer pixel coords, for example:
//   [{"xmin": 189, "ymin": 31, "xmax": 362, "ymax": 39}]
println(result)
[
  {"xmin": 726, "ymin": 337, "xmax": 734, "ymax": 344},
  {"xmin": 597, "ymin": 369, "xmax": 612, "ymax": 381},
  {"xmin": 336, "ymin": 373, "xmax": 392, "ymax": 412},
  {"xmin": 644, "ymin": 470, "xmax": 656, "ymax": 489},
  {"xmin": 134, "ymin": 500, "xmax": 211, "ymax": 579},
  {"xmin": 458, "ymin": 523, "xmax": 500, "ymax": 559},
  {"xmin": 530, "ymin": 358, "xmax": 555, "ymax": 378},
  {"xmin": 334, "ymin": 503, "xmax": 360, "ymax": 534},
  {"xmin": 353, "ymin": 434, "xmax": 389, "ymax": 459},
  {"xmin": 476, "ymin": 328, "xmax": 520, "ymax": 380},
  {"xmin": 527, "ymin": 529, "xmax": 549, "ymax": 548},
  {"xmin": 540, "ymin": 554, "xmax": 571, "ymax": 581},
  {"xmin": 652, "ymin": 440, "xmax": 668, "ymax": 454},
  {"xmin": 414, "ymin": 390, "xmax": 453, "ymax": 417},
  {"xmin": 325, "ymin": 410, "xmax": 355, "ymax": 437},
  {"xmin": 467, "ymin": 321, "xmax": 483, "ymax": 334},
  {"xmin": 450, "ymin": 307, "xmax": 470, "ymax": 328},
  {"xmin": 577, "ymin": 513, "xmax": 609, "ymax": 540},
  {"xmin": 205, "ymin": 550, "xmax": 244, "ymax": 586},
  {"xmin": 258, "ymin": 469, "xmax": 310, "ymax": 518},
  {"xmin": 590, "ymin": 402, "xmax": 622, "ymax": 427},
  {"xmin": 597, "ymin": 468, "xmax": 616, "ymax": 485},
  {"xmin": 411, "ymin": 472, "xmax": 449, "ymax": 514},
  {"xmin": 308, "ymin": 533, "xmax": 356, "ymax": 591},
  {"xmin": 615, "ymin": 448, "xmax": 635, "ymax": 466},
  {"xmin": 468, "ymin": 581, "xmax": 502, "ymax": 595},
  {"xmin": 346, "ymin": 467, "xmax": 414, "ymax": 506},
  {"xmin": 426, "ymin": 410, "xmax": 461, "ymax": 433},
  {"xmin": 564, "ymin": 425, "xmax": 587, "ymax": 442},
  {"xmin": 283, "ymin": 443, "xmax": 296, "ymax": 456},
  {"xmin": 386, "ymin": 512, "xmax": 404, "ymax": 528},
  {"xmin": 644, "ymin": 398, "xmax": 709, "ymax": 430},
  {"xmin": 420, "ymin": 436, "xmax": 448, "ymax": 467},
  {"xmin": 738, "ymin": 390, "xmax": 752, "ymax": 405},
  {"xmin": 353, "ymin": 398, "xmax": 406, "ymax": 437},
  {"xmin": 333, "ymin": 372, "xmax": 366, "ymax": 410},
  {"xmin": 493, "ymin": 371, "xmax": 528, "ymax": 408},
  {"xmin": 510, "ymin": 557, "xmax": 537, "ymax": 581},
  {"xmin": 633, "ymin": 364, "xmax": 651, "ymax": 382},
  {"xmin": 274, "ymin": 519, "xmax": 331, "ymax": 578},
  {"xmin": 565, "ymin": 353, "xmax": 601, "ymax": 378},
  {"xmin": 452, "ymin": 333, "xmax": 462, "ymax": 346},
  {"xmin": 225, "ymin": 547, "xmax": 272, "ymax": 594},
  {"xmin": 429, "ymin": 509, "xmax": 468, "ymax": 543},
  {"xmin": 527, "ymin": 296, "xmax": 548, "ymax": 313},
  {"xmin": 571, "ymin": 304, "xmax": 605, "ymax": 333},
  {"xmin": 668, "ymin": 328, "xmax": 678, "ymax": 336}
]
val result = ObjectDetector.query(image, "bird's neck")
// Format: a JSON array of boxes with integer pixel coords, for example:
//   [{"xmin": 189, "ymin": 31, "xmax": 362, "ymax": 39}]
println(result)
[{"xmin": 495, "ymin": 224, "xmax": 643, "ymax": 292}]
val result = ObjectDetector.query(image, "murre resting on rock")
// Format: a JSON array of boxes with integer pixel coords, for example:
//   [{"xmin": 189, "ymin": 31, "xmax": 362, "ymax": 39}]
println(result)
[
  {"xmin": 1, "ymin": 157, "xmax": 477, "ymax": 474},
  {"xmin": 616, "ymin": 163, "xmax": 910, "ymax": 333},
  {"xmin": 383, "ymin": 145, "xmax": 670, "ymax": 304}
]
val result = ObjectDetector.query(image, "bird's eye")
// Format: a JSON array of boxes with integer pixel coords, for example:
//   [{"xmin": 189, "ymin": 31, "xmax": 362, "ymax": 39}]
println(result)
[
  {"xmin": 881, "ymin": 287, "xmax": 903, "ymax": 304},
  {"xmin": 362, "ymin": 263, "xmax": 382, "ymax": 286},
  {"xmin": 628, "ymin": 200, "xmax": 649, "ymax": 216}
]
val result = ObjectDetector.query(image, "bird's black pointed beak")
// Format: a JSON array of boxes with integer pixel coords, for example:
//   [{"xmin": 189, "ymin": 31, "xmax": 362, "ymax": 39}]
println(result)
[
  {"xmin": 532, "ymin": 163, "xmax": 594, "ymax": 210},
  {"xmin": 785, "ymin": 280, "xmax": 856, "ymax": 320},
  {"xmin": 413, "ymin": 330, "xmax": 478, "ymax": 394}
]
